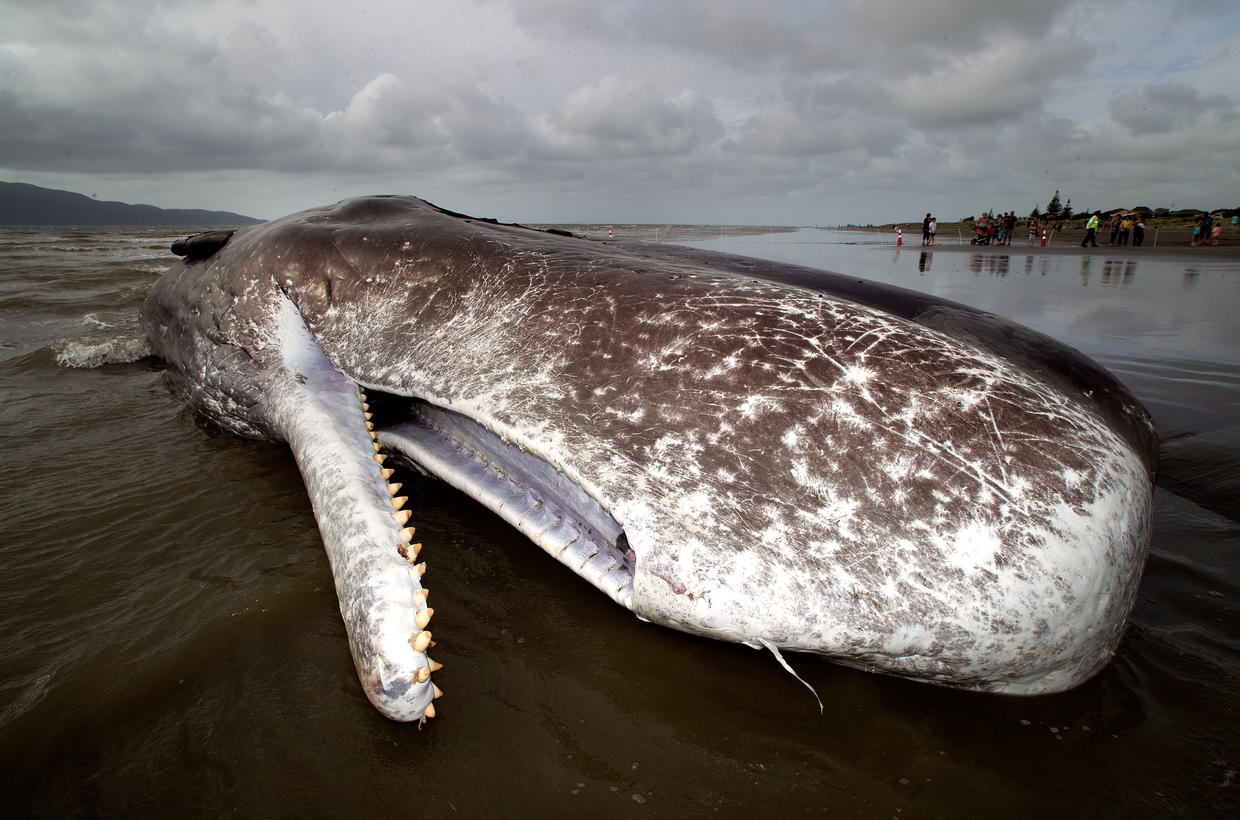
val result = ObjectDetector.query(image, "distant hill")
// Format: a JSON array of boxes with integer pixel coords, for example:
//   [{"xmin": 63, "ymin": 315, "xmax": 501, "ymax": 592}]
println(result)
[{"xmin": 0, "ymin": 181, "xmax": 262, "ymax": 227}]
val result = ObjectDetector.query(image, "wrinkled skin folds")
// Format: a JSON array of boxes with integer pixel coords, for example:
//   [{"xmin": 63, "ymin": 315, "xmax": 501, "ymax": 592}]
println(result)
[{"xmin": 140, "ymin": 195, "xmax": 1156, "ymax": 720}]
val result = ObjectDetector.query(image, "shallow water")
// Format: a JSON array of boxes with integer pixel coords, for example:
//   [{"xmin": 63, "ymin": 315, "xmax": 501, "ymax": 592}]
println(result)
[{"xmin": 1, "ymin": 226, "xmax": 1236, "ymax": 817}]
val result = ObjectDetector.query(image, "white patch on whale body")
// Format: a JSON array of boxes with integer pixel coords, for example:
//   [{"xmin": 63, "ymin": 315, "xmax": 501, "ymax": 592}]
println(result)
[{"xmin": 943, "ymin": 519, "xmax": 1002, "ymax": 572}]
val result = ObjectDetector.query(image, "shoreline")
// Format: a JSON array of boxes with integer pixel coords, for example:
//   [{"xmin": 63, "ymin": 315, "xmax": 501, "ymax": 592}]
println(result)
[
  {"xmin": 905, "ymin": 241, "xmax": 1240, "ymax": 261},
  {"xmin": 828, "ymin": 224, "xmax": 1240, "ymax": 261},
  {"xmin": 538, "ymin": 222, "xmax": 1240, "ymax": 260}
]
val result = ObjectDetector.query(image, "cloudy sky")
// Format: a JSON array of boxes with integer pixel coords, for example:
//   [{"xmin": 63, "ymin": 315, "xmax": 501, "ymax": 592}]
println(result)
[{"xmin": 2, "ymin": 0, "xmax": 1237, "ymax": 224}]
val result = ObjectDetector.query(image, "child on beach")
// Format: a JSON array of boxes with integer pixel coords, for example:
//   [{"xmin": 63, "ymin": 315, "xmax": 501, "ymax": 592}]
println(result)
[{"xmin": 1213, "ymin": 224, "xmax": 1222, "ymax": 245}]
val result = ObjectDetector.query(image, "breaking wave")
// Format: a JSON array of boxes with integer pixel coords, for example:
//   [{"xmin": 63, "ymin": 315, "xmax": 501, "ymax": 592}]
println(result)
[{"xmin": 51, "ymin": 333, "xmax": 152, "ymax": 368}]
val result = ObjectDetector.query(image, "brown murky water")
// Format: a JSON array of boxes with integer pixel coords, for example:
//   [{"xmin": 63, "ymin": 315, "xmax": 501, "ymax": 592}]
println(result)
[{"xmin": 1, "ymin": 227, "xmax": 1236, "ymax": 816}]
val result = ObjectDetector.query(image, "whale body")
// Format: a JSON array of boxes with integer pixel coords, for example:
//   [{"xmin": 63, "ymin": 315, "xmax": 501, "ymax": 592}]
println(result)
[{"xmin": 140, "ymin": 196, "xmax": 1156, "ymax": 722}]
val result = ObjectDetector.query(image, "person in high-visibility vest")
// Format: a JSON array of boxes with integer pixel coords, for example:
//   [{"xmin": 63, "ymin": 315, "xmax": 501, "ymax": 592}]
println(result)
[{"xmin": 1081, "ymin": 213, "xmax": 1100, "ymax": 248}]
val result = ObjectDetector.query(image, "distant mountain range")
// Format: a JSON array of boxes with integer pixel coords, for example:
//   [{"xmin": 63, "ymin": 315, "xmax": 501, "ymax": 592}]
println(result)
[{"xmin": 0, "ymin": 181, "xmax": 262, "ymax": 227}]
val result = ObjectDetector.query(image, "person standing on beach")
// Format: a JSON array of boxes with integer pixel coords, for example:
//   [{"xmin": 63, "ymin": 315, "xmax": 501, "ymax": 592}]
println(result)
[
  {"xmin": 1081, "ymin": 213, "xmax": 1100, "ymax": 247},
  {"xmin": 1003, "ymin": 211, "xmax": 1017, "ymax": 246},
  {"xmin": 1212, "ymin": 222, "xmax": 1222, "ymax": 245},
  {"xmin": 1108, "ymin": 213, "xmax": 1120, "ymax": 246},
  {"xmin": 928, "ymin": 216, "xmax": 937, "ymax": 245},
  {"xmin": 1133, "ymin": 216, "xmax": 1145, "ymax": 247},
  {"xmin": 922, "ymin": 213, "xmax": 931, "ymax": 246},
  {"xmin": 1118, "ymin": 214, "xmax": 1133, "ymax": 247}
]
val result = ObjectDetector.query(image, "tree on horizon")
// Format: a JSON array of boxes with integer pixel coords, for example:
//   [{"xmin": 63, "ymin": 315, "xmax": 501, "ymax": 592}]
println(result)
[{"xmin": 1044, "ymin": 189, "xmax": 1063, "ymax": 221}]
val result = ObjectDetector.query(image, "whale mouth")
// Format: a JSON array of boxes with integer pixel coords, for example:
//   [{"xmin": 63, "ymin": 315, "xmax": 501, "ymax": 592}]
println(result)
[{"xmin": 365, "ymin": 391, "xmax": 637, "ymax": 610}]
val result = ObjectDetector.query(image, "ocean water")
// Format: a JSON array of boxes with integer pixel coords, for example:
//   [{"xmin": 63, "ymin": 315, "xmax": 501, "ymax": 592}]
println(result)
[{"xmin": 1, "ymin": 225, "xmax": 1236, "ymax": 817}]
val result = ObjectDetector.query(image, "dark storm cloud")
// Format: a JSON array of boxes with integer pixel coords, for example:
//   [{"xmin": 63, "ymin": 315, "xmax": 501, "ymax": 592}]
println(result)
[{"xmin": 1, "ymin": 0, "xmax": 1236, "ymax": 222}]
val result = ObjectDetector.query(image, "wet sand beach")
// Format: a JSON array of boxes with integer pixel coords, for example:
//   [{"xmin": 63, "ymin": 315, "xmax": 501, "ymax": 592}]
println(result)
[
  {"xmin": 927, "ymin": 240, "xmax": 1240, "ymax": 260},
  {"xmin": 905, "ymin": 223, "xmax": 1240, "ymax": 259},
  {"xmin": 1, "ymin": 225, "xmax": 1237, "ymax": 817}
]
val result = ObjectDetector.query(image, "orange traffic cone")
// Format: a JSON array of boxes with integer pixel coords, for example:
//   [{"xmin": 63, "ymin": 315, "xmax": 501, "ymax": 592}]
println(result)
[{"xmin": 897, "ymin": 227, "xmax": 903, "ymax": 246}]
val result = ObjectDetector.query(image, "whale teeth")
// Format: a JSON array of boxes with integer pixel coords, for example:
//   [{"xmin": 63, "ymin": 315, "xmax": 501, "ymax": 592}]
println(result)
[
  {"xmin": 386, "ymin": 482, "xmax": 402, "ymax": 495},
  {"xmin": 428, "ymin": 658, "xmax": 443, "ymax": 672},
  {"xmin": 380, "ymin": 468, "xmax": 395, "ymax": 479},
  {"xmin": 364, "ymin": 412, "xmax": 373, "ymax": 420},
  {"xmin": 398, "ymin": 527, "xmax": 416, "ymax": 542},
  {"xmin": 397, "ymin": 542, "xmax": 421, "ymax": 560},
  {"xmin": 423, "ymin": 703, "xmax": 435, "ymax": 719},
  {"xmin": 414, "ymin": 561, "xmax": 427, "ymax": 576},
  {"xmin": 372, "ymin": 441, "xmax": 382, "ymax": 453},
  {"xmin": 366, "ymin": 421, "xmax": 375, "ymax": 431},
  {"xmin": 391, "ymin": 496, "xmax": 408, "ymax": 511},
  {"xmin": 420, "ymin": 587, "xmax": 429, "ymax": 599},
  {"xmin": 416, "ymin": 666, "xmax": 431, "ymax": 683},
  {"xmin": 373, "ymin": 453, "xmax": 386, "ymax": 464},
  {"xmin": 412, "ymin": 631, "xmax": 432, "ymax": 653},
  {"xmin": 415, "ymin": 607, "xmax": 434, "ymax": 629},
  {"xmin": 369, "ymin": 430, "xmax": 378, "ymax": 441},
  {"xmin": 432, "ymin": 683, "xmax": 443, "ymax": 700},
  {"xmin": 393, "ymin": 509, "xmax": 412, "ymax": 526}
]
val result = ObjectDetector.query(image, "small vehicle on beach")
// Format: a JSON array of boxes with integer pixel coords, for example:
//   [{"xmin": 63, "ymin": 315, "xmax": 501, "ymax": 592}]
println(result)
[{"xmin": 969, "ymin": 223, "xmax": 994, "ymax": 245}]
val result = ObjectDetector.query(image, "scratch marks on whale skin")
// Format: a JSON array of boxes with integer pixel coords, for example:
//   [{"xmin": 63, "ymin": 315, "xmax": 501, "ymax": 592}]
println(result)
[{"xmin": 289, "ymin": 233, "xmax": 1149, "ymax": 681}]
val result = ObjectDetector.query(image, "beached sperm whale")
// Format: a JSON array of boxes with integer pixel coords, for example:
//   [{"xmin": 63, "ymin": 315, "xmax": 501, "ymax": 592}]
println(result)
[{"xmin": 140, "ymin": 195, "xmax": 1157, "ymax": 723}]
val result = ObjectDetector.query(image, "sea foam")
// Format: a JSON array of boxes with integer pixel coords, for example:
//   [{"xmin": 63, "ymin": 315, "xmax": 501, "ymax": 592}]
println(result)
[{"xmin": 52, "ymin": 334, "xmax": 152, "ymax": 368}]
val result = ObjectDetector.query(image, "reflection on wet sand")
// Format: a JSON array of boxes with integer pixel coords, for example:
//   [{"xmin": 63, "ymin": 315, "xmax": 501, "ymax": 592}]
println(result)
[
  {"xmin": 918, "ymin": 251, "xmax": 931, "ymax": 272},
  {"xmin": 1077, "ymin": 258, "xmax": 1138, "ymax": 286},
  {"xmin": 1100, "ymin": 258, "xmax": 1137, "ymax": 285},
  {"xmin": 967, "ymin": 253, "xmax": 1019, "ymax": 277},
  {"xmin": 967, "ymin": 253, "xmax": 1082, "ymax": 279}
]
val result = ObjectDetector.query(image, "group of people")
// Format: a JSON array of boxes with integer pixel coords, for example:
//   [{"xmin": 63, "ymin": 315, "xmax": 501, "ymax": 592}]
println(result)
[
  {"xmin": 923, "ymin": 208, "xmax": 1226, "ymax": 249},
  {"xmin": 973, "ymin": 211, "xmax": 1023, "ymax": 245},
  {"xmin": 1082, "ymin": 212, "xmax": 1147, "ymax": 247},
  {"xmin": 1193, "ymin": 212, "xmax": 1223, "ymax": 246}
]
